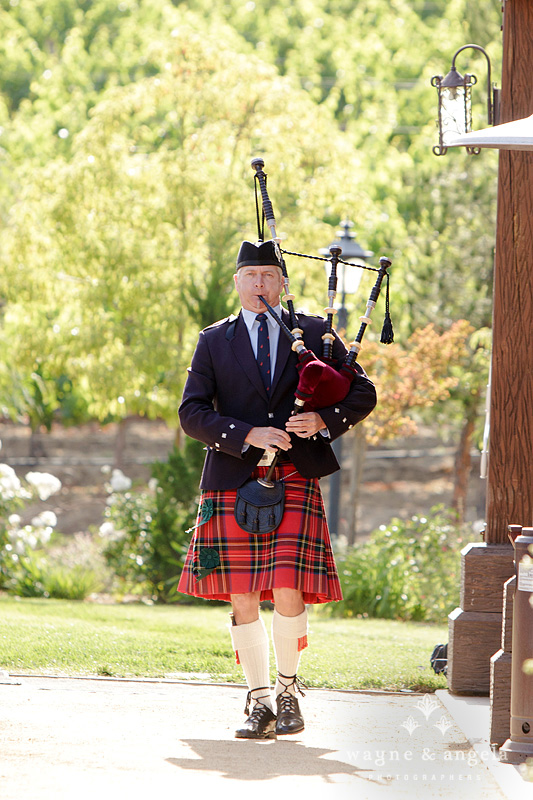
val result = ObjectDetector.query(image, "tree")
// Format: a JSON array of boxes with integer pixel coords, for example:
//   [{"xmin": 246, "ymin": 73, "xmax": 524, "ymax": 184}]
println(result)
[
  {"xmin": 0, "ymin": 16, "xmax": 378, "ymax": 429},
  {"xmin": 0, "ymin": 0, "xmax": 502, "ymax": 522},
  {"xmin": 342, "ymin": 319, "xmax": 479, "ymax": 541}
]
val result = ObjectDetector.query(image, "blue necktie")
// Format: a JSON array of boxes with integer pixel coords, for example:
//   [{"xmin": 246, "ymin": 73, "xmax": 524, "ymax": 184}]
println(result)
[{"xmin": 255, "ymin": 313, "xmax": 271, "ymax": 392}]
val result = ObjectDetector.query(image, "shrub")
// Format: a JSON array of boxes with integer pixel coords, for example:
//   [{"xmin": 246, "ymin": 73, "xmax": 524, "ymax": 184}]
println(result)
[
  {"xmin": 100, "ymin": 438, "xmax": 204, "ymax": 602},
  {"xmin": 0, "ymin": 459, "xmax": 62, "ymax": 591},
  {"xmin": 1, "ymin": 445, "xmax": 111, "ymax": 601},
  {"xmin": 42, "ymin": 564, "xmax": 103, "ymax": 600},
  {"xmin": 332, "ymin": 506, "xmax": 470, "ymax": 621},
  {"xmin": 2, "ymin": 530, "xmax": 107, "ymax": 601}
]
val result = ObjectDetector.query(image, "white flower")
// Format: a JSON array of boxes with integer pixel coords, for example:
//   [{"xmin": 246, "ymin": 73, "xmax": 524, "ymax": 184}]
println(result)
[
  {"xmin": 110, "ymin": 469, "xmax": 132, "ymax": 492},
  {"xmin": 0, "ymin": 464, "xmax": 22, "ymax": 499},
  {"xmin": 38, "ymin": 527, "xmax": 53, "ymax": 545},
  {"xmin": 25, "ymin": 471, "xmax": 62, "ymax": 500},
  {"xmin": 332, "ymin": 534, "xmax": 348, "ymax": 556},
  {"xmin": 10, "ymin": 527, "xmax": 38, "ymax": 552},
  {"xmin": 14, "ymin": 540, "xmax": 26, "ymax": 555},
  {"xmin": 101, "ymin": 465, "xmax": 112, "ymax": 475},
  {"xmin": 99, "ymin": 521, "xmax": 123, "ymax": 541},
  {"xmin": 99, "ymin": 521, "xmax": 115, "ymax": 537},
  {"xmin": 31, "ymin": 511, "xmax": 58, "ymax": 529},
  {"xmin": 148, "ymin": 478, "xmax": 158, "ymax": 492},
  {"xmin": 8, "ymin": 514, "xmax": 22, "ymax": 526}
]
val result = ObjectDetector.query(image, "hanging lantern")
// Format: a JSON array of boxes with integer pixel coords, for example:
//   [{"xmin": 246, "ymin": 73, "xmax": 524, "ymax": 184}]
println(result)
[{"xmin": 431, "ymin": 44, "xmax": 499, "ymax": 157}]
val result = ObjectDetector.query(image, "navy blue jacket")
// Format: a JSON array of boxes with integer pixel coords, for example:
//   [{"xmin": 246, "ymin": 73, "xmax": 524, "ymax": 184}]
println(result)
[{"xmin": 179, "ymin": 309, "xmax": 377, "ymax": 490}]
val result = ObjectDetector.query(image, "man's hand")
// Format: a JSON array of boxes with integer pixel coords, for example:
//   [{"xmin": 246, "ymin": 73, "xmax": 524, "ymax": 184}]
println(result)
[
  {"xmin": 244, "ymin": 427, "xmax": 292, "ymax": 454},
  {"xmin": 285, "ymin": 412, "xmax": 326, "ymax": 439}
]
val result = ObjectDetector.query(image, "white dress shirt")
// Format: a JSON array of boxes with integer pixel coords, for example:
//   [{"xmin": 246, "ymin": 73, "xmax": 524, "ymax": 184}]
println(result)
[
  {"xmin": 241, "ymin": 304, "xmax": 282, "ymax": 379},
  {"xmin": 240, "ymin": 305, "xmax": 330, "ymax": 453}
]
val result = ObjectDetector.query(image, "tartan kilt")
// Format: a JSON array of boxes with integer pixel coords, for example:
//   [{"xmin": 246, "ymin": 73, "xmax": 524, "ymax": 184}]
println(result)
[{"xmin": 177, "ymin": 462, "xmax": 342, "ymax": 604}]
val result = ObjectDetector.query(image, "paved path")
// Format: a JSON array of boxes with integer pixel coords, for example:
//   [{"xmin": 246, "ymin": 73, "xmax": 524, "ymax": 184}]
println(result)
[{"xmin": 0, "ymin": 676, "xmax": 531, "ymax": 799}]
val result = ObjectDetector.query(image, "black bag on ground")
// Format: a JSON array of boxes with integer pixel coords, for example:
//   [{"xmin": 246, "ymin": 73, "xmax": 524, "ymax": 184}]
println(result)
[{"xmin": 430, "ymin": 643, "xmax": 448, "ymax": 675}]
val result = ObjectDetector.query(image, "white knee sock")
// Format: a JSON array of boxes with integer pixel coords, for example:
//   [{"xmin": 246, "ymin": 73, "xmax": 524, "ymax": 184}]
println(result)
[
  {"xmin": 229, "ymin": 617, "xmax": 273, "ymax": 712},
  {"xmin": 272, "ymin": 608, "xmax": 308, "ymax": 697}
]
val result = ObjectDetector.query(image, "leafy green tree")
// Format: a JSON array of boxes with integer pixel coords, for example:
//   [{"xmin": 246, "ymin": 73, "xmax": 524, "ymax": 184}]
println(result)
[
  {"xmin": 0, "ymin": 0, "xmax": 503, "ymax": 522},
  {"xmin": 0, "ymin": 16, "xmax": 377, "ymax": 428}
]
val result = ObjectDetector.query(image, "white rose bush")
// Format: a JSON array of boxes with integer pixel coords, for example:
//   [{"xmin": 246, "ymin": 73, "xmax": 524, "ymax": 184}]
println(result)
[
  {"xmin": 99, "ymin": 443, "xmax": 203, "ymax": 603},
  {"xmin": 0, "ymin": 440, "xmax": 203, "ymax": 602},
  {"xmin": 0, "ymin": 456, "xmax": 62, "ymax": 594}
]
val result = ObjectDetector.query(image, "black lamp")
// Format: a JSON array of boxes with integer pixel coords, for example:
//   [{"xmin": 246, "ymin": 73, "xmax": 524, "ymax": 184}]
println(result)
[
  {"xmin": 319, "ymin": 220, "xmax": 373, "ymax": 541},
  {"xmin": 319, "ymin": 220, "xmax": 373, "ymax": 332},
  {"xmin": 431, "ymin": 44, "xmax": 500, "ymax": 156}
]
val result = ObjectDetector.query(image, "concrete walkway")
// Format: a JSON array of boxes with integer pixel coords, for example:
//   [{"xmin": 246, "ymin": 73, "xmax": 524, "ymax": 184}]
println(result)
[{"xmin": 0, "ymin": 674, "xmax": 532, "ymax": 799}]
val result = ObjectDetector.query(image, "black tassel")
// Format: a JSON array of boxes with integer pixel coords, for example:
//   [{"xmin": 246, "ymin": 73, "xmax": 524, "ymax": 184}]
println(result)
[{"xmin": 380, "ymin": 272, "xmax": 394, "ymax": 344}]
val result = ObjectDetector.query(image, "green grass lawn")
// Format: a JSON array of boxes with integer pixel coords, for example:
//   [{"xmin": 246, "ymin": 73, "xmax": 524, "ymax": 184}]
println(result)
[{"xmin": 0, "ymin": 595, "xmax": 449, "ymax": 692}]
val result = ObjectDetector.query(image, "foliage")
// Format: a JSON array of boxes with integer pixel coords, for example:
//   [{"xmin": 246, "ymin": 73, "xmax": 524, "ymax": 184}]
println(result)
[
  {"xmin": 332, "ymin": 506, "xmax": 471, "ymax": 622},
  {"xmin": 0, "ymin": 9, "xmax": 376, "ymax": 428},
  {"xmin": 3, "ymin": 549, "xmax": 103, "ymax": 600},
  {"xmin": 0, "ymin": 447, "xmax": 109, "ymax": 599},
  {"xmin": 1, "ymin": 504, "xmax": 105, "ymax": 600},
  {"xmin": 0, "ymin": 457, "xmax": 62, "ymax": 587},
  {"xmin": 359, "ymin": 319, "xmax": 475, "ymax": 445},
  {"xmin": 0, "ymin": 0, "xmax": 502, "ymax": 438},
  {"xmin": 100, "ymin": 437, "xmax": 204, "ymax": 602}
]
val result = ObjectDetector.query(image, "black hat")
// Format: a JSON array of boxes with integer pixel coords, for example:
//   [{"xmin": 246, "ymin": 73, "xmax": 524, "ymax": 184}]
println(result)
[{"xmin": 236, "ymin": 240, "xmax": 282, "ymax": 270}]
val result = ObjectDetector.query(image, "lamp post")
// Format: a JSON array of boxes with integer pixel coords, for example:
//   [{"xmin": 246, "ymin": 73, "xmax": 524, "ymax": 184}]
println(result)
[
  {"xmin": 431, "ymin": 44, "xmax": 500, "ymax": 156},
  {"xmin": 319, "ymin": 221, "xmax": 373, "ymax": 540},
  {"xmin": 320, "ymin": 220, "xmax": 373, "ymax": 332}
]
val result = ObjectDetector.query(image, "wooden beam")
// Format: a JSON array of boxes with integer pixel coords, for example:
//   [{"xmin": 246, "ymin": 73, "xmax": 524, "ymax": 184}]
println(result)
[{"xmin": 485, "ymin": 0, "xmax": 533, "ymax": 542}]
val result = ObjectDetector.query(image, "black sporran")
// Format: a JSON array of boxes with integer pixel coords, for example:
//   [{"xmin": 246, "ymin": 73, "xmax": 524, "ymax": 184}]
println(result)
[{"xmin": 235, "ymin": 479, "xmax": 285, "ymax": 534}]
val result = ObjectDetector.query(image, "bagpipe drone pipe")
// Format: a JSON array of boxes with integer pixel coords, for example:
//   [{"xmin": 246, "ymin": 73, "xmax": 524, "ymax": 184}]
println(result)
[{"xmin": 249, "ymin": 157, "xmax": 394, "ymax": 489}]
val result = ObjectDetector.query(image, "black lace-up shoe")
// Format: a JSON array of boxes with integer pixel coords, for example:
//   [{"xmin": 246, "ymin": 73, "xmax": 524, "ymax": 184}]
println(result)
[
  {"xmin": 235, "ymin": 693, "xmax": 277, "ymax": 739},
  {"xmin": 275, "ymin": 673, "xmax": 307, "ymax": 735},
  {"xmin": 275, "ymin": 690, "xmax": 305, "ymax": 735}
]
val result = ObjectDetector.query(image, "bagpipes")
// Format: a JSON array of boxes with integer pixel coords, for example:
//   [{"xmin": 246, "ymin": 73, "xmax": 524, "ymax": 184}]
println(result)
[{"xmin": 248, "ymin": 157, "xmax": 394, "ymax": 489}]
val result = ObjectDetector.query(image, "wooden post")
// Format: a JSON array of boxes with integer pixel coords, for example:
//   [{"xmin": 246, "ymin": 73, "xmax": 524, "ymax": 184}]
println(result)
[
  {"xmin": 486, "ymin": 0, "xmax": 533, "ymax": 541},
  {"xmin": 447, "ymin": 0, "xmax": 533, "ymax": 695}
]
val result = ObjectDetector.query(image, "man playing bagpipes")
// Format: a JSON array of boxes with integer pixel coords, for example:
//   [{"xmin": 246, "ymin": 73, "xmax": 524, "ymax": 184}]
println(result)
[{"xmin": 177, "ymin": 237, "xmax": 377, "ymax": 739}]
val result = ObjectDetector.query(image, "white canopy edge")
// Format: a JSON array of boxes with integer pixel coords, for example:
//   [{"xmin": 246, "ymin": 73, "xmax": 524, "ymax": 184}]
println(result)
[{"xmin": 447, "ymin": 113, "xmax": 533, "ymax": 150}]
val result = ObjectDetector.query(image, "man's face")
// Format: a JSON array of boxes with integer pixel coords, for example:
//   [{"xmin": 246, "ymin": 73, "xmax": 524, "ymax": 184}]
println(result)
[{"xmin": 234, "ymin": 264, "xmax": 284, "ymax": 313}]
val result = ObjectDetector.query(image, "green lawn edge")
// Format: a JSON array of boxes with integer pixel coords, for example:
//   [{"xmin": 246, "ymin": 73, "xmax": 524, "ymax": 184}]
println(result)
[{"xmin": 0, "ymin": 596, "xmax": 448, "ymax": 692}]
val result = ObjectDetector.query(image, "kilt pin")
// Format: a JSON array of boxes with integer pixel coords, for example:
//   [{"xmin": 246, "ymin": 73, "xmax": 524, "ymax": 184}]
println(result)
[{"xmin": 177, "ymin": 308, "xmax": 377, "ymax": 604}]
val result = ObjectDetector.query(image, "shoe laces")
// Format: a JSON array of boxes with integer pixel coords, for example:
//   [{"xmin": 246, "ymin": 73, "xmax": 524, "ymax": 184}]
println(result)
[
  {"xmin": 278, "ymin": 691, "xmax": 299, "ymax": 714},
  {"xmin": 276, "ymin": 673, "xmax": 308, "ymax": 711},
  {"xmin": 244, "ymin": 688, "xmax": 271, "ymax": 717}
]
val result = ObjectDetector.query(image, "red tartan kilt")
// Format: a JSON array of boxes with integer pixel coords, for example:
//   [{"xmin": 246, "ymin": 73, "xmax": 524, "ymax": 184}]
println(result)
[{"xmin": 177, "ymin": 462, "xmax": 342, "ymax": 604}]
